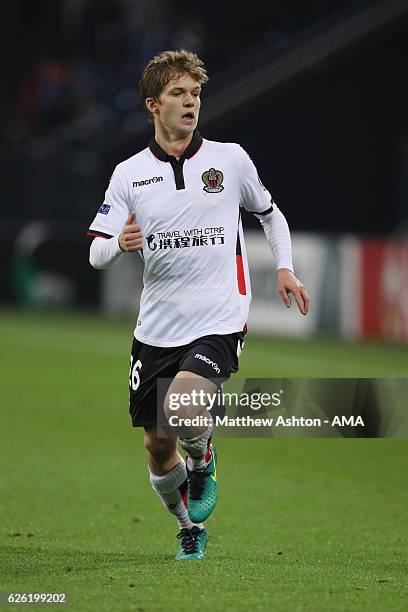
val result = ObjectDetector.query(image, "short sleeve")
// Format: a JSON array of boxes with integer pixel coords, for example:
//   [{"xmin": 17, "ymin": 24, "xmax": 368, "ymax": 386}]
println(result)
[
  {"xmin": 87, "ymin": 166, "xmax": 130, "ymax": 238},
  {"xmin": 237, "ymin": 145, "xmax": 274, "ymax": 217}
]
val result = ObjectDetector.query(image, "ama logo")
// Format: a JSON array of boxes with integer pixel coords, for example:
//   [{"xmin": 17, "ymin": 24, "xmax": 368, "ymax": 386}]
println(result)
[{"xmin": 332, "ymin": 416, "xmax": 365, "ymax": 426}]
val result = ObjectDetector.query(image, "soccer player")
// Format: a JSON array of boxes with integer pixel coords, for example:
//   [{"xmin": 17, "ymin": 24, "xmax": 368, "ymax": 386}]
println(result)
[{"xmin": 87, "ymin": 50, "xmax": 309, "ymax": 560}]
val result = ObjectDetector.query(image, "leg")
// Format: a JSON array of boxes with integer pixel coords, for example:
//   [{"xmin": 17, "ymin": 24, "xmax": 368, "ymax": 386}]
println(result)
[
  {"xmin": 144, "ymin": 426, "xmax": 190, "ymax": 525},
  {"xmin": 164, "ymin": 371, "xmax": 218, "ymax": 524},
  {"xmin": 145, "ymin": 426, "xmax": 207, "ymax": 559},
  {"xmin": 164, "ymin": 371, "xmax": 216, "ymax": 469},
  {"xmin": 144, "ymin": 426, "xmax": 179, "ymax": 476}
]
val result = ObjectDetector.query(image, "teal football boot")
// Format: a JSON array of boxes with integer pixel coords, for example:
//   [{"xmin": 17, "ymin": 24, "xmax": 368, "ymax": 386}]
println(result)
[
  {"xmin": 175, "ymin": 526, "xmax": 208, "ymax": 560},
  {"xmin": 187, "ymin": 447, "xmax": 218, "ymax": 523}
]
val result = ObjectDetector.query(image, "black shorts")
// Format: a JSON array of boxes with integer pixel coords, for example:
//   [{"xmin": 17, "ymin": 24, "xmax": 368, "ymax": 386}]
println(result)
[{"xmin": 129, "ymin": 332, "xmax": 245, "ymax": 428}]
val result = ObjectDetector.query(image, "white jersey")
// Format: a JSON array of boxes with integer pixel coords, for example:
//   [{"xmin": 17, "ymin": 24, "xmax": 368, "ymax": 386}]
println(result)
[{"xmin": 87, "ymin": 131, "xmax": 275, "ymax": 347}]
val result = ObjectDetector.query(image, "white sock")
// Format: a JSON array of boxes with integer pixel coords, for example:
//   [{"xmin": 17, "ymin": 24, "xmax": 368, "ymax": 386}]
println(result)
[
  {"xmin": 179, "ymin": 424, "xmax": 213, "ymax": 471},
  {"xmin": 149, "ymin": 459, "xmax": 203, "ymax": 530}
]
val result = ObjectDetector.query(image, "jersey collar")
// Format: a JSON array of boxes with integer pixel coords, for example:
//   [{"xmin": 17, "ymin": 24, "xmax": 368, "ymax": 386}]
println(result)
[{"xmin": 149, "ymin": 130, "xmax": 203, "ymax": 162}]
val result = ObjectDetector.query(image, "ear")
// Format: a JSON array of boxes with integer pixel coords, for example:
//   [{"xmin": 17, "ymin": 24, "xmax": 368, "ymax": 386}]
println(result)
[{"xmin": 145, "ymin": 97, "xmax": 159, "ymax": 114}]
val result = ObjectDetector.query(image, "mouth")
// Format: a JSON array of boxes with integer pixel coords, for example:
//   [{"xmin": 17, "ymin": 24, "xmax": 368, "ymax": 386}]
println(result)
[{"xmin": 181, "ymin": 112, "xmax": 195, "ymax": 123}]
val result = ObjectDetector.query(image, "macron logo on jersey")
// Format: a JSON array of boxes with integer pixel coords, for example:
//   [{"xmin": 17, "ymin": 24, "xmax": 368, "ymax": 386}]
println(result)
[{"xmin": 133, "ymin": 176, "xmax": 163, "ymax": 187}]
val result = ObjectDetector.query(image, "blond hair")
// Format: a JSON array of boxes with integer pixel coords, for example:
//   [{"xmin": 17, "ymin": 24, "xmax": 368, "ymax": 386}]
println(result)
[{"xmin": 139, "ymin": 49, "xmax": 209, "ymax": 122}]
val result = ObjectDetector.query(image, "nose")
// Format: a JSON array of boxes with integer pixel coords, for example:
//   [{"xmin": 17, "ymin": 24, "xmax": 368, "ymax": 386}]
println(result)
[{"xmin": 183, "ymin": 93, "xmax": 194, "ymax": 106}]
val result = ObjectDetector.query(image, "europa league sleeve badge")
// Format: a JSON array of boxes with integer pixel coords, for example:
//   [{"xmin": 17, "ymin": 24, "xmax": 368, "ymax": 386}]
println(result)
[{"xmin": 202, "ymin": 168, "xmax": 224, "ymax": 193}]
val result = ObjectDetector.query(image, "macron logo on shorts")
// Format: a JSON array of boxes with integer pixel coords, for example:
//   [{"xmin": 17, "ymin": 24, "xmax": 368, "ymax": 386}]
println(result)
[{"xmin": 194, "ymin": 353, "xmax": 221, "ymax": 374}]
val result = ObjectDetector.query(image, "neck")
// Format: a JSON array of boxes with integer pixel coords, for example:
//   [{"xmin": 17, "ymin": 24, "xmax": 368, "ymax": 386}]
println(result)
[{"xmin": 154, "ymin": 126, "xmax": 194, "ymax": 158}]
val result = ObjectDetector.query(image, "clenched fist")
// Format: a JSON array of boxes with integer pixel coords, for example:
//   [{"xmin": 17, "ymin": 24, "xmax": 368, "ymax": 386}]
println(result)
[{"xmin": 119, "ymin": 212, "xmax": 143, "ymax": 252}]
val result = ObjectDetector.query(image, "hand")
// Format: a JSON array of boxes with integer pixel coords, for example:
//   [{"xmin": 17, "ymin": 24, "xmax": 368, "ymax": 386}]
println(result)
[
  {"xmin": 277, "ymin": 268, "xmax": 310, "ymax": 315},
  {"xmin": 119, "ymin": 212, "xmax": 143, "ymax": 252}
]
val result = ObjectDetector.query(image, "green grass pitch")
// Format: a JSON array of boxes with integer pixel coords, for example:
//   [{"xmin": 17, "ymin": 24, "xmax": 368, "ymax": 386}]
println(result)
[{"xmin": 1, "ymin": 310, "xmax": 407, "ymax": 611}]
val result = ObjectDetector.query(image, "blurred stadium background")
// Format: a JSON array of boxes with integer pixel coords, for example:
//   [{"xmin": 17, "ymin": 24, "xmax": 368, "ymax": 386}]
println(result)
[
  {"xmin": 2, "ymin": 0, "xmax": 408, "ymax": 348},
  {"xmin": 1, "ymin": 2, "xmax": 408, "ymax": 610}
]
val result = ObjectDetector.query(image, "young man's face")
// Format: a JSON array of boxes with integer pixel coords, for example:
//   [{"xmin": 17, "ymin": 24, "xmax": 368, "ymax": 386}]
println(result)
[{"xmin": 148, "ymin": 73, "xmax": 201, "ymax": 138}]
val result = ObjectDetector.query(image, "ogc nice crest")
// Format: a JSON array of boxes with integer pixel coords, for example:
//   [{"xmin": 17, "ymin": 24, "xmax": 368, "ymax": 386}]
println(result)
[{"xmin": 202, "ymin": 168, "xmax": 224, "ymax": 193}]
